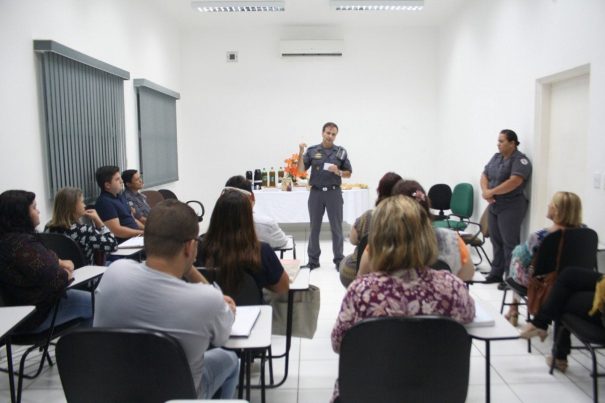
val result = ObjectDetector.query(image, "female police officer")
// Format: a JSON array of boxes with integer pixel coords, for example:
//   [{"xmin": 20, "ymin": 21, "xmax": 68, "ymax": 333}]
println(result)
[{"xmin": 481, "ymin": 129, "xmax": 532, "ymax": 286}]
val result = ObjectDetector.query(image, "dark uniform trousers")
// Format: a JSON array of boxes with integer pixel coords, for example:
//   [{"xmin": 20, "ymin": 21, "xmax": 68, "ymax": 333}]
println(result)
[
  {"xmin": 488, "ymin": 195, "xmax": 528, "ymax": 278},
  {"xmin": 307, "ymin": 188, "xmax": 344, "ymax": 265}
]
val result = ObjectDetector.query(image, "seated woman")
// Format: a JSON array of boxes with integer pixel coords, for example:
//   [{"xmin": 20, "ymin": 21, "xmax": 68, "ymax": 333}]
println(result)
[
  {"xmin": 358, "ymin": 180, "xmax": 475, "ymax": 282},
  {"xmin": 330, "ymin": 195, "xmax": 475, "ymax": 402},
  {"xmin": 505, "ymin": 191, "xmax": 583, "ymax": 326},
  {"xmin": 339, "ymin": 171, "xmax": 402, "ymax": 288},
  {"xmin": 0, "ymin": 190, "xmax": 93, "ymax": 332},
  {"xmin": 519, "ymin": 266, "xmax": 603, "ymax": 372},
  {"xmin": 46, "ymin": 187, "xmax": 118, "ymax": 265},
  {"xmin": 196, "ymin": 188, "xmax": 289, "ymax": 300}
]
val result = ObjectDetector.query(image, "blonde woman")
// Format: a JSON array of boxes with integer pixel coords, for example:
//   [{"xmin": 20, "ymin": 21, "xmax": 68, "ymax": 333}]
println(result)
[
  {"xmin": 330, "ymin": 196, "xmax": 475, "ymax": 402},
  {"xmin": 46, "ymin": 187, "xmax": 118, "ymax": 264},
  {"xmin": 504, "ymin": 191, "xmax": 584, "ymax": 325}
]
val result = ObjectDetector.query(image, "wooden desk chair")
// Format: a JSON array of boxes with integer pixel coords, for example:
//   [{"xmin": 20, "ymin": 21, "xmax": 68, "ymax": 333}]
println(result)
[
  {"xmin": 337, "ymin": 316, "xmax": 471, "ymax": 403},
  {"xmin": 56, "ymin": 328, "xmax": 197, "ymax": 403}
]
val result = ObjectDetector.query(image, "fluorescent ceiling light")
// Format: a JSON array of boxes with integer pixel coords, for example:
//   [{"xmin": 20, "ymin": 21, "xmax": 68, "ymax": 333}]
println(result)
[
  {"xmin": 330, "ymin": 0, "xmax": 424, "ymax": 11},
  {"xmin": 191, "ymin": 0, "xmax": 285, "ymax": 12}
]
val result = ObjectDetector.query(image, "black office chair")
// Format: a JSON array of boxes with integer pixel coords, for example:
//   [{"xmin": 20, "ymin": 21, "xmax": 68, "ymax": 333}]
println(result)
[
  {"xmin": 37, "ymin": 233, "xmax": 86, "ymax": 268},
  {"xmin": 56, "ymin": 328, "xmax": 197, "ymax": 403},
  {"xmin": 501, "ymin": 227, "xmax": 599, "ymax": 352},
  {"xmin": 159, "ymin": 189, "xmax": 205, "ymax": 223},
  {"xmin": 338, "ymin": 316, "xmax": 471, "ymax": 403},
  {"xmin": 428, "ymin": 183, "xmax": 452, "ymax": 221},
  {"xmin": 0, "ymin": 291, "xmax": 86, "ymax": 403},
  {"xmin": 551, "ymin": 313, "xmax": 605, "ymax": 403}
]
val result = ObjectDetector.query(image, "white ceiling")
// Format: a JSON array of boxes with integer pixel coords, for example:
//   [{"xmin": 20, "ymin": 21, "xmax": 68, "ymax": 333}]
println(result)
[{"xmin": 150, "ymin": 0, "xmax": 471, "ymax": 29}]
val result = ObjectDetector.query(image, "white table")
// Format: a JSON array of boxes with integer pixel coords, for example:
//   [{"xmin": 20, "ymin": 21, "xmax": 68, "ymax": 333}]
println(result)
[
  {"xmin": 69, "ymin": 265, "xmax": 106, "ymax": 288},
  {"xmin": 225, "ymin": 306, "xmax": 272, "ymax": 403},
  {"xmin": 465, "ymin": 296, "xmax": 519, "ymax": 403},
  {"xmin": 254, "ymin": 188, "xmax": 370, "ymax": 225},
  {"xmin": 0, "ymin": 306, "xmax": 36, "ymax": 403}
]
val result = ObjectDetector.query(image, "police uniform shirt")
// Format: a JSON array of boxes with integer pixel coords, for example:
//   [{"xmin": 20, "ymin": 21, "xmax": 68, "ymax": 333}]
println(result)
[
  {"xmin": 303, "ymin": 144, "xmax": 353, "ymax": 188},
  {"xmin": 483, "ymin": 150, "xmax": 532, "ymax": 200}
]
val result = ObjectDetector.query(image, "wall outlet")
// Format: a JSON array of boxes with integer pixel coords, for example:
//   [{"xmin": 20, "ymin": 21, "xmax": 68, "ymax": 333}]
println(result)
[{"xmin": 226, "ymin": 51, "xmax": 238, "ymax": 62}]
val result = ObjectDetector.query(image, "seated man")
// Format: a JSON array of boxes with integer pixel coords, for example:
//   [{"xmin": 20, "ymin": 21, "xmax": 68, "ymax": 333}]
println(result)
[
  {"xmin": 122, "ymin": 169, "xmax": 151, "ymax": 224},
  {"xmin": 95, "ymin": 165, "xmax": 144, "ymax": 243},
  {"xmin": 225, "ymin": 175, "xmax": 289, "ymax": 249},
  {"xmin": 94, "ymin": 199, "xmax": 239, "ymax": 399}
]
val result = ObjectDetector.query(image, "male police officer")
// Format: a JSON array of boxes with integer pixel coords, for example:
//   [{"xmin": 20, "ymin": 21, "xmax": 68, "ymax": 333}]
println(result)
[{"xmin": 298, "ymin": 122, "xmax": 352, "ymax": 270}]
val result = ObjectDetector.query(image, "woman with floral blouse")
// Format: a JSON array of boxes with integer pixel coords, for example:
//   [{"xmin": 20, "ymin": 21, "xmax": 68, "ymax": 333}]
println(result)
[
  {"xmin": 330, "ymin": 195, "xmax": 475, "ymax": 402},
  {"xmin": 46, "ymin": 187, "xmax": 118, "ymax": 264}
]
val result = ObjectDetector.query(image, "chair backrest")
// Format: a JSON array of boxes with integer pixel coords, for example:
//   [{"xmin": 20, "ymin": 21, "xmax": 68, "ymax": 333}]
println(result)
[
  {"xmin": 355, "ymin": 234, "xmax": 369, "ymax": 274},
  {"xmin": 141, "ymin": 190, "xmax": 165, "ymax": 208},
  {"xmin": 339, "ymin": 316, "xmax": 471, "ymax": 403},
  {"xmin": 479, "ymin": 206, "xmax": 489, "ymax": 238},
  {"xmin": 533, "ymin": 227, "xmax": 598, "ymax": 276},
  {"xmin": 212, "ymin": 269, "xmax": 262, "ymax": 306},
  {"xmin": 158, "ymin": 189, "xmax": 178, "ymax": 200},
  {"xmin": 38, "ymin": 232, "xmax": 86, "ymax": 268},
  {"xmin": 450, "ymin": 183, "xmax": 474, "ymax": 219},
  {"xmin": 428, "ymin": 184, "xmax": 452, "ymax": 219},
  {"xmin": 56, "ymin": 328, "xmax": 197, "ymax": 403}
]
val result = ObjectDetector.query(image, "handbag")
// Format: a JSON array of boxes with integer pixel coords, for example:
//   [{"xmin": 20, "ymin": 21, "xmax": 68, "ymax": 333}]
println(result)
[
  {"xmin": 264, "ymin": 285, "xmax": 321, "ymax": 339},
  {"xmin": 527, "ymin": 230, "xmax": 565, "ymax": 315}
]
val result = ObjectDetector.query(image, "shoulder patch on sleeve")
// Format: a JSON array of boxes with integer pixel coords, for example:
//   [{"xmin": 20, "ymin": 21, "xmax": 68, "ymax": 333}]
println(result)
[{"xmin": 520, "ymin": 158, "xmax": 529, "ymax": 165}]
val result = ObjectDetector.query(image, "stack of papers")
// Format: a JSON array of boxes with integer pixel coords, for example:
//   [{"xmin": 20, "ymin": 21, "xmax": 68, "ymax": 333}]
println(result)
[{"xmin": 230, "ymin": 306, "xmax": 261, "ymax": 337}]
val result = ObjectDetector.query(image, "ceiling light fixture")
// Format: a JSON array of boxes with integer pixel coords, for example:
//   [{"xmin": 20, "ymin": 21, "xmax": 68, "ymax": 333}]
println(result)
[
  {"xmin": 330, "ymin": 0, "xmax": 424, "ymax": 11},
  {"xmin": 191, "ymin": 0, "xmax": 285, "ymax": 12}
]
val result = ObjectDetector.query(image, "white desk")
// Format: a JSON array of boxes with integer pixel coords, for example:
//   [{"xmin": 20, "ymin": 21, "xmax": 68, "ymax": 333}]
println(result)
[
  {"xmin": 0, "ymin": 306, "xmax": 36, "ymax": 403},
  {"xmin": 69, "ymin": 265, "xmax": 106, "ymax": 288},
  {"xmin": 225, "ymin": 306, "xmax": 272, "ymax": 403},
  {"xmin": 254, "ymin": 188, "xmax": 370, "ymax": 225},
  {"xmin": 465, "ymin": 296, "xmax": 519, "ymax": 403},
  {"xmin": 0, "ymin": 306, "xmax": 35, "ymax": 340}
]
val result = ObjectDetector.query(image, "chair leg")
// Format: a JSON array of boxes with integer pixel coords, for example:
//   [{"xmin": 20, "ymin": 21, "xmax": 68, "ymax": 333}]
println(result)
[
  {"xmin": 588, "ymin": 345, "xmax": 599, "ymax": 403},
  {"xmin": 472, "ymin": 246, "xmax": 483, "ymax": 267},
  {"xmin": 500, "ymin": 288, "xmax": 509, "ymax": 314},
  {"xmin": 267, "ymin": 346, "xmax": 274, "ymax": 385},
  {"xmin": 479, "ymin": 246, "xmax": 492, "ymax": 267}
]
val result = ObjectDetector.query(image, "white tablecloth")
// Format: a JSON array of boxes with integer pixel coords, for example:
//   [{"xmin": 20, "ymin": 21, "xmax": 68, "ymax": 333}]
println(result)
[{"xmin": 254, "ymin": 188, "xmax": 370, "ymax": 225}]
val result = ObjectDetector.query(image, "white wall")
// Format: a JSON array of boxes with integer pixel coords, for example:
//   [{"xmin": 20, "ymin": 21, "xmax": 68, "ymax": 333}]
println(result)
[
  {"xmin": 0, "ymin": 0, "xmax": 181, "ymax": 221},
  {"xmin": 178, "ymin": 25, "xmax": 439, "ymax": 228},
  {"xmin": 437, "ymin": 0, "xmax": 605, "ymax": 240}
]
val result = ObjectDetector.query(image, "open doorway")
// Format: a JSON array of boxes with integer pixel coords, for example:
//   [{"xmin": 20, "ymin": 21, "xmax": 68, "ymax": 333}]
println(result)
[{"xmin": 531, "ymin": 65, "xmax": 590, "ymax": 231}]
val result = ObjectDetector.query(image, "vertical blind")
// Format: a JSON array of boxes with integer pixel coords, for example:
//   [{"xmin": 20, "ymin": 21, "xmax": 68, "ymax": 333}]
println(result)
[
  {"xmin": 34, "ymin": 40, "xmax": 129, "ymax": 201},
  {"xmin": 134, "ymin": 79, "xmax": 180, "ymax": 187}
]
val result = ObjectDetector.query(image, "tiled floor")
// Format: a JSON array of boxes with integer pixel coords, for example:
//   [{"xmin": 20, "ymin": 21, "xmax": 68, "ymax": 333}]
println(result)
[{"xmin": 2, "ymin": 239, "xmax": 604, "ymax": 402}]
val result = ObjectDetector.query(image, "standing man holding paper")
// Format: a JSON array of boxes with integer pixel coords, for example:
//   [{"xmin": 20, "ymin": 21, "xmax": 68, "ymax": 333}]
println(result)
[{"xmin": 298, "ymin": 122, "xmax": 352, "ymax": 270}]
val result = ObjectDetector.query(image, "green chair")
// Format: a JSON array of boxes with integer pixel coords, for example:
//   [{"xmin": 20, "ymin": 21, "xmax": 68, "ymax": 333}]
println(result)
[{"xmin": 433, "ymin": 183, "xmax": 473, "ymax": 231}]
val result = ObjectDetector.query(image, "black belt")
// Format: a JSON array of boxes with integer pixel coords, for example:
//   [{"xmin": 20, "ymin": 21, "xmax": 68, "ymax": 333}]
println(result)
[{"xmin": 311, "ymin": 185, "xmax": 340, "ymax": 192}]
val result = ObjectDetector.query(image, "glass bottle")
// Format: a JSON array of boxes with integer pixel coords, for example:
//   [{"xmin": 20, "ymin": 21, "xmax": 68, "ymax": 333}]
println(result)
[
  {"xmin": 261, "ymin": 168, "xmax": 268, "ymax": 187},
  {"xmin": 269, "ymin": 167, "xmax": 276, "ymax": 187}
]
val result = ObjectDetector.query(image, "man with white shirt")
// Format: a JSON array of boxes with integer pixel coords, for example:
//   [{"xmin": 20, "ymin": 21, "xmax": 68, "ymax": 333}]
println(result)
[
  {"xmin": 94, "ymin": 199, "xmax": 239, "ymax": 399},
  {"xmin": 225, "ymin": 175, "xmax": 289, "ymax": 249}
]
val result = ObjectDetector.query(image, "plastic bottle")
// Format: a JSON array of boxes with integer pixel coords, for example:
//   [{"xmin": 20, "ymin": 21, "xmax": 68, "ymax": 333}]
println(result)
[
  {"xmin": 261, "ymin": 168, "xmax": 268, "ymax": 187},
  {"xmin": 277, "ymin": 167, "xmax": 284, "ymax": 184},
  {"xmin": 269, "ymin": 167, "xmax": 276, "ymax": 187}
]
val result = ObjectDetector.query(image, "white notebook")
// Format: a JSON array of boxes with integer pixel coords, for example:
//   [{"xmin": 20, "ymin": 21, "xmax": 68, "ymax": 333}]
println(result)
[
  {"xmin": 280, "ymin": 259, "xmax": 300, "ymax": 283},
  {"xmin": 466, "ymin": 301, "xmax": 496, "ymax": 328},
  {"xmin": 230, "ymin": 306, "xmax": 261, "ymax": 337}
]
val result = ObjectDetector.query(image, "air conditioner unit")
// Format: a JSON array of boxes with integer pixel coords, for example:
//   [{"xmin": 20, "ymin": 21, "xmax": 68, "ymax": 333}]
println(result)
[{"xmin": 280, "ymin": 40, "xmax": 344, "ymax": 57}]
